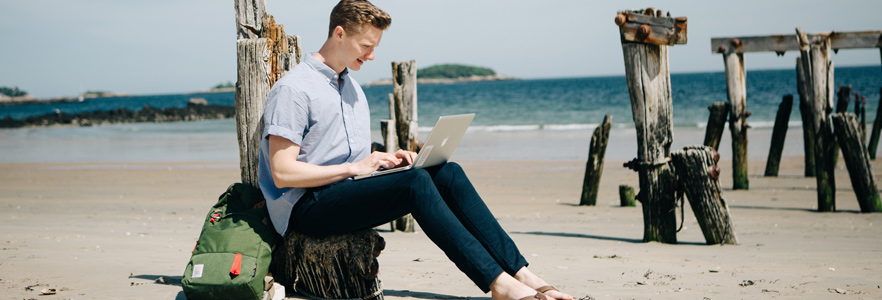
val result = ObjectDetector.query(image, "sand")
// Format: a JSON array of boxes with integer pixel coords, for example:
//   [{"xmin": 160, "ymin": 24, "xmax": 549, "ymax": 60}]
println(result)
[{"xmin": 1, "ymin": 154, "xmax": 881, "ymax": 300}]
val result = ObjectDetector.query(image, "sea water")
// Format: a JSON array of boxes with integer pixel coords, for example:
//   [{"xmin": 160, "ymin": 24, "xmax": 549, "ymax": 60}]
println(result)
[{"xmin": 1, "ymin": 66, "xmax": 879, "ymax": 163}]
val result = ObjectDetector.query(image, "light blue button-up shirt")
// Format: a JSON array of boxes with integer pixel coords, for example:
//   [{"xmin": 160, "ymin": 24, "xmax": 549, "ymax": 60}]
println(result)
[{"xmin": 258, "ymin": 53, "xmax": 372, "ymax": 235}]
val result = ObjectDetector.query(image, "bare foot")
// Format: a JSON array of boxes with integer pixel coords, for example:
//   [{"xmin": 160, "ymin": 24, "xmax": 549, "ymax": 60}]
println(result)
[
  {"xmin": 490, "ymin": 272, "xmax": 544, "ymax": 300},
  {"xmin": 514, "ymin": 267, "xmax": 574, "ymax": 300}
]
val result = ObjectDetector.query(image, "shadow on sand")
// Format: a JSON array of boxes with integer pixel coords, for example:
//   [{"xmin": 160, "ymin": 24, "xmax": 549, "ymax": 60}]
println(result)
[
  {"xmin": 384, "ymin": 289, "xmax": 490, "ymax": 300},
  {"xmin": 513, "ymin": 231, "xmax": 707, "ymax": 245}
]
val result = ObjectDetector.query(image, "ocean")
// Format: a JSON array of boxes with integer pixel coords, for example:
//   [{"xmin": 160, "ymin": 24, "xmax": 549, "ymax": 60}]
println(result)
[{"xmin": 1, "ymin": 66, "xmax": 879, "ymax": 163}]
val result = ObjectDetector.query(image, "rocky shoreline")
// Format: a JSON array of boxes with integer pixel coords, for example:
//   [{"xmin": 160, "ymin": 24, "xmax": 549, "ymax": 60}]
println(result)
[{"xmin": 0, "ymin": 100, "xmax": 234, "ymax": 128}]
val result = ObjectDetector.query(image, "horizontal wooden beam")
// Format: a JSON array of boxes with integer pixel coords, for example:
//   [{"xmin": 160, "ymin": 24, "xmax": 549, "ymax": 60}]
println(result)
[
  {"xmin": 616, "ymin": 8, "xmax": 687, "ymax": 46},
  {"xmin": 711, "ymin": 30, "xmax": 882, "ymax": 54}
]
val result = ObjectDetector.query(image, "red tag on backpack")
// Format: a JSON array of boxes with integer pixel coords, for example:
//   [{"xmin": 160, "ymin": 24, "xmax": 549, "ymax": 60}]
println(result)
[{"xmin": 230, "ymin": 253, "xmax": 242, "ymax": 276}]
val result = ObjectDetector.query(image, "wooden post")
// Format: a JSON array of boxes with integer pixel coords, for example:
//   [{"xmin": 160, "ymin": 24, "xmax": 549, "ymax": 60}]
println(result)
[
  {"xmin": 580, "ymin": 114, "xmax": 612, "ymax": 206},
  {"xmin": 764, "ymin": 95, "xmax": 793, "ymax": 177},
  {"xmin": 797, "ymin": 59, "xmax": 816, "ymax": 176},
  {"xmin": 234, "ymin": 0, "xmax": 300, "ymax": 187},
  {"xmin": 831, "ymin": 113, "xmax": 882, "ymax": 212},
  {"xmin": 391, "ymin": 60, "xmax": 418, "ymax": 232},
  {"xmin": 619, "ymin": 185, "xmax": 636, "ymax": 207},
  {"xmin": 857, "ymin": 93, "xmax": 867, "ymax": 146},
  {"xmin": 868, "ymin": 88, "xmax": 882, "ymax": 159},
  {"xmin": 831, "ymin": 85, "xmax": 854, "ymax": 165},
  {"xmin": 796, "ymin": 27, "xmax": 836, "ymax": 212},
  {"xmin": 671, "ymin": 146, "xmax": 737, "ymax": 245},
  {"xmin": 703, "ymin": 102, "xmax": 728, "ymax": 151},
  {"xmin": 380, "ymin": 94, "xmax": 399, "ymax": 154},
  {"xmin": 392, "ymin": 60, "xmax": 419, "ymax": 152},
  {"xmin": 616, "ymin": 8, "xmax": 686, "ymax": 244},
  {"xmin": 721, "ymin": 44, "xmax": 749, "ymax": 190},
  {"xmin": 836, "ymin": 85, "xmax": 852, "ymax": 113}
]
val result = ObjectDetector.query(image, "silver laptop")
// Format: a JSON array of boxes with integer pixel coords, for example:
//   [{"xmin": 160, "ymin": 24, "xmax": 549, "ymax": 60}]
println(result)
[{"xmin": 353, "ymin": 113, "xmax": 475, "ymax": 180}]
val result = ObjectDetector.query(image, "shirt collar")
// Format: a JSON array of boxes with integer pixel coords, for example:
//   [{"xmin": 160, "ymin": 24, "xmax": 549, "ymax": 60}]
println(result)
[{"xmin": 304, "ymin": 53, "xmax": 349, "ymax": 85}]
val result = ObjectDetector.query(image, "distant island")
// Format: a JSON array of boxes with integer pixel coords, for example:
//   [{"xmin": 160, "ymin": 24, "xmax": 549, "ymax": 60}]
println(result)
[{"xmin": 366, "ymin": 64, "xmax": 516, "ymax": 86}]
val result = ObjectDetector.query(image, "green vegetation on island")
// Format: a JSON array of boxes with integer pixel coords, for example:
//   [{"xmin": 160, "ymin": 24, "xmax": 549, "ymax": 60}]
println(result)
[
  {"xmin": 0, "ymin": 86, "xmax": 28, "ymax": 97},
  {"xmin": 213, "ymin": 81, "xmax": 235, "ymax": 89},
  {"xmin": 418, "ymin": 64, "xmax": 496, "ymax": 79}
]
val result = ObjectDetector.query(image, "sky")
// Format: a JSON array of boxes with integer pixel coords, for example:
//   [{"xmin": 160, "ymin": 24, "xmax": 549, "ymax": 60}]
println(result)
[{"xmin": 1, "ymin": 0, "xmax": 880, "ymax": 99}]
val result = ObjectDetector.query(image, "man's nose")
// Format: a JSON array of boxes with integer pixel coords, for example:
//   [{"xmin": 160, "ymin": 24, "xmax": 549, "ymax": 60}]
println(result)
[{"xmin": 365, "ymin": 50, "xmax": 375, "ymax": 61}]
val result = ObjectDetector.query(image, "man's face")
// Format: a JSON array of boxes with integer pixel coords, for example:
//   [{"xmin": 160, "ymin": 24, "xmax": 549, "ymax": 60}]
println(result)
[{"xmin": 340, "ymin": 24, "xmax": 383, "ymax": 72}]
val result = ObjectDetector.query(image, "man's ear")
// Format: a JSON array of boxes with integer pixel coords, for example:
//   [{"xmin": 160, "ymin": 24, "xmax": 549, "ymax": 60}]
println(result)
[{"xmin": 333, "ymin": 25, "xmax": 346, "ymax": 39}]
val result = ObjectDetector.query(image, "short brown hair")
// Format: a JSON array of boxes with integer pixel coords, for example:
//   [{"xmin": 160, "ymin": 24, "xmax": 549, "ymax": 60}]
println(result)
[{"xmin": 328, "ymin": 0, "xmax": 391, "ymax": 37}]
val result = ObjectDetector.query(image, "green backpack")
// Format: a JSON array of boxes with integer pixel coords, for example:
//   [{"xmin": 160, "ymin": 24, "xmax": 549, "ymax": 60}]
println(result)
[{"xmin": 182, "ymin": 183, "xmax": 279, "ymax": 300}]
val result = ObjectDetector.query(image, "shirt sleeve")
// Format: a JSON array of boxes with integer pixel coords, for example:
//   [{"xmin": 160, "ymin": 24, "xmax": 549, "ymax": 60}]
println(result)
[{"xmin": 263, "ymin": 84, "xmax": 309, "ymax": 146}]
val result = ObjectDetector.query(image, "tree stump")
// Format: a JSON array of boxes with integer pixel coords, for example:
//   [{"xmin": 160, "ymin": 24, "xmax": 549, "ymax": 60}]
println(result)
[
  {"xmin": 831, "ymin": 113, "xmax": 882, "ymax": 213},
  {"xmin": 580, "ymin": 114, "xmax": 612, "ymax": 206},
  {"xmin": 272, "ymin": 229, "xmax": 386, "ymax": 300},
  {"xmin": 671, "ymin": 146, "xmax": 737, "ymax": 245}
]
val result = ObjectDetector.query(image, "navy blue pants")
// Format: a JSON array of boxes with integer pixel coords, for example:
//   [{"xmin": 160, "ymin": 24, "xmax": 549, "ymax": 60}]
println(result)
[{"xmin": 287, "ymin": 162, "xmax": 528, "ymax": 292}]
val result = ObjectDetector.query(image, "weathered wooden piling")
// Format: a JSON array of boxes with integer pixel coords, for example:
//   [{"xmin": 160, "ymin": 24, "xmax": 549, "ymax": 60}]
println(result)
[
  {"xmin": 391, "ymin": 60, "xmax": 418, "ymax": 232},
  {"xmin": 580, "ymin": 115, "xmax": 612, "ymax": 206},
  {"xmin": 832, "ymin": 85, "xmax": 853, "ymax": 165},
  {"xmin": 831, "ymin": 113, "xmax": 882, "ymax": 212},
  {"xmin": 796, "ymin": 27, "xmax": 836, "ymax": 212},
  {"xmin": 616, "ymin": 7, "xmax": 687, "ymax": 244},
  {"xmin": 619, "ymin": 185, "xmax": 636, "ymax": 207},
  {"xmin": 869, "ymin": 88, "xmax": 882, "ymax": 160},
  {"xmin": 380, "ymin": 94, "xmax": 399, "ymax": 154},
  {"xmin": 721, "ymin": 43, "xmax": 750, "ymax": 190},
  {"xmin": 235, "ymin": 0, "xmax": 300, "ymax": 186},
  {"xmin": 797, "ymin": 60, "xmax": 816, "ymax": 177},
  {"xmin": 703, "ymin": 102, "xmax": 728, "ymax": 151},
  {"xmin": 764, "ymin": 95, "xmax": 793, "ymax": 177},
  {"xmin": 671, "ymin": 146, "xmax": 737, "ymax": 245},
  {"xmin": 711, "ymin": 30, "xmax": 882, "ymax": 177},
  {"xmin": 857, "ymin": 93, "xmax": 867, "ymax": 145}
]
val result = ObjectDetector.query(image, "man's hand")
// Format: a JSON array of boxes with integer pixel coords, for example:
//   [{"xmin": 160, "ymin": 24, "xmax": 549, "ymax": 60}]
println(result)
[
  {"xmin": 350, "ymin": 150, "xmax": 418, "ymax": 176},
  {"xmin": 393, "ymin": 149, "xmax": 418, "ymax": 167},
  {"xmin": 351, "ymin": 151, "xmax": 402, "ymax": 176}
]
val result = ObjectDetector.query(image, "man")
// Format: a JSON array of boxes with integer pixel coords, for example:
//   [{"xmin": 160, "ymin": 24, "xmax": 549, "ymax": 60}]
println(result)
[{"xmin": 258, "ymin": 1, "xmax": 573, "ymax": 300}]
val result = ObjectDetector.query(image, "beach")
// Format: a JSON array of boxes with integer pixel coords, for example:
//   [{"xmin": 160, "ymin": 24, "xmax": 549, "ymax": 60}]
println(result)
[{"xmin": 1, "ymin": 125, "xmax": 881, "ymax": 299}]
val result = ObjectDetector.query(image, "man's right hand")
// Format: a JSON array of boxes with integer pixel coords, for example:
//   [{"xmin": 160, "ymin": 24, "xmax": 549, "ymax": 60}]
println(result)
[{"xmin": 350, "ymin": 151, "xmax": 403, "ymax": 176}]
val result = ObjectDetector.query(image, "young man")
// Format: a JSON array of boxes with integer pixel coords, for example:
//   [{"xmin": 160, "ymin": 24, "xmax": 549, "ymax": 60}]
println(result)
[{"xmin": 258, "ymin": 1, "xmax": 573, "ymax": 300}]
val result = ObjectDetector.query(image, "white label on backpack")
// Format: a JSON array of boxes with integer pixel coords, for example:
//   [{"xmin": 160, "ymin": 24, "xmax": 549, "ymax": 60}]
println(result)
[{"xmin": 192, "ymin": 264, "xmax": 204, "ymax": 278}]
